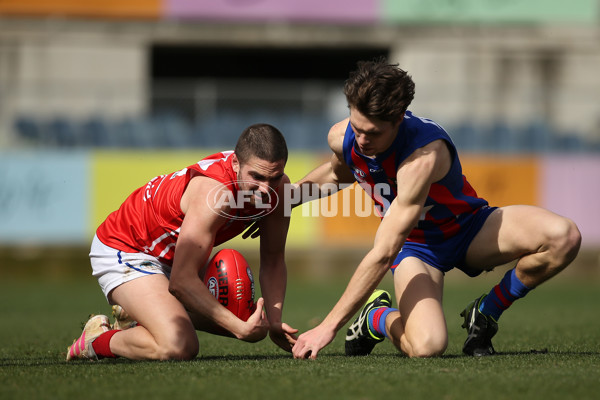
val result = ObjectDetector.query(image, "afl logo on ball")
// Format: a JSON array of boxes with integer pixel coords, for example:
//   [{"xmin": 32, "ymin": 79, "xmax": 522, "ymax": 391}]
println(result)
[
  {"xmin": 247, "ymin": 267, "xmax": 255, "ymax": 300},
  {"xmin": 207, "ymin": 276, "xmax": 218, "ymax": 298}
]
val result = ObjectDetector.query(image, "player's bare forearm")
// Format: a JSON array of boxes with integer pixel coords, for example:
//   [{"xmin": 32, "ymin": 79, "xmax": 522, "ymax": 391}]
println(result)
[
  {"xmin": 296, "ymin": 161, "xmax": 336, "ymax": 187},
  {"xmin": 260, "ymin": 252, "xmax": 299, "ymax": 350},
  {"xmin": 291, "ymin": 250, "xmax": 392, "ymax": 359},
  {"xmin": 321, "ymin": 200, "xmax": 418, "ymax": 331},
  {"xmin": 292, "ymin": 163, "xmax": 337, "ymax": 207},
  {"xmin": 292, "ymin": 199, "xmax": 418, "ymax": 359},
  {"xmin": 170, "ymin": 236, "xmax": 257, "ymax": 340},
  {"xmin": 169, "ymin": 273, "xmax": 245, "ymax": 336},
  {"xmin": 257, "ymin": 196, "xmax": 297, "ymax": 350},
  {"xmin": 294, "ymin": 159, "xmax": 353, "ymax": 207},
  {"xmin": 259, "ymin": 253, "xmax": 287, "ymax": 324},
  {"xmin": 258, "ymin": 196, "xmax": 290, "ymax": 323},
  {"xmin": 324, "ymin": 249, "xmax": 395, "ymax": 331}
]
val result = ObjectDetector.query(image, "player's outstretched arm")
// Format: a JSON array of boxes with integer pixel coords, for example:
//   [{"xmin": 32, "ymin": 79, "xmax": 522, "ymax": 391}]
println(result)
[
  {"xmin": 292, "ymin": 140, "xmax": 451, "ymax": 359},
  {"xmin": 291, "ymin": 195, "xmax": 421, "ymax": 359}
]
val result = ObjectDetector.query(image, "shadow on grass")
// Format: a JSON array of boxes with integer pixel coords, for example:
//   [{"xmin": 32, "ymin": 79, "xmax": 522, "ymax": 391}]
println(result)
[
  {"xmin": 0, "ymin": 353, "xmax": 294, "ymax": 367},
  {"xmin": 3, "ymin": 349, "xmax": 599, "ymax": 368}
]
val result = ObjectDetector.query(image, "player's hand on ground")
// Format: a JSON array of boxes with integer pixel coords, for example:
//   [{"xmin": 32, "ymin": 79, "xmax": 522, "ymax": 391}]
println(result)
[
  {"xmin": 269, "ymin": 322, "xmax": 299, "ymax": 353},
  {"xmin": 292, "ymin": 324, "xmax": 336, "ymax": 360},
  {"xmin": 239, "ymin": 297, "xmax": 269, "ymax": 342}
]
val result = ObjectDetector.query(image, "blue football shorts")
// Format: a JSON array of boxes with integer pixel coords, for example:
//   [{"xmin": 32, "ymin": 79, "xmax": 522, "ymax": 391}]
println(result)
[{"xmin": 391, "ymin": 205, "xmax": 498, "ymax": 277}]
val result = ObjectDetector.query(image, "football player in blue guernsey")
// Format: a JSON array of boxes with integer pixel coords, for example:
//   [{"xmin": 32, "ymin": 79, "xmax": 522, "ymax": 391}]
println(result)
[{"xmin": 290, "ymin": 58, "xmax": 581, "ymax": 358}]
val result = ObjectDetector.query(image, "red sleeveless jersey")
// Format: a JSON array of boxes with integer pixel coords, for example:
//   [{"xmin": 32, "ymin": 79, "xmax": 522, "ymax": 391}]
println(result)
[{"xmin": 96, "ymin": 151, "xmax": 266, "ymax": 266}]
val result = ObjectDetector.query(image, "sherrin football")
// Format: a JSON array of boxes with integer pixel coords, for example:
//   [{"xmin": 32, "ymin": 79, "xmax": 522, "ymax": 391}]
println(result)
[{"xmin": 203, "ymin": 249, "xmax": 257, "ymax": 321}]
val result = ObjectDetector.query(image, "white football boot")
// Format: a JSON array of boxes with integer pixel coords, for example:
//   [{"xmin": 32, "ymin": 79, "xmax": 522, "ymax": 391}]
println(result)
[
  {"xmin": 66, "ymin": 314, "xmax": 111, "ymax": 361},
  {"xmin": 111, "ymin": 305, "xmax": 138, "ymax": 330}
]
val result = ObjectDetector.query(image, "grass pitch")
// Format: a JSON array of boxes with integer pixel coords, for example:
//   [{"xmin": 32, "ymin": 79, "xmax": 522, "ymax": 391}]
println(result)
[{"xmin": 1, "ymin": 258, "xmax": 599, "ymax": 400}]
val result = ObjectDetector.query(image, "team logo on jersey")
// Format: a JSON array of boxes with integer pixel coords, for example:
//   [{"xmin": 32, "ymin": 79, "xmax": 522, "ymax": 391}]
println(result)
[
  {"xmin": 353, "ymin": 167, "xmax": 366, "ymax": 178},
  {"xmin": 206, "ymin": 180, "xmax": 279, "ymax": 221},
  {"xmin": 353, "ymin": 167, "xmax": 367, "ymax": 182}
]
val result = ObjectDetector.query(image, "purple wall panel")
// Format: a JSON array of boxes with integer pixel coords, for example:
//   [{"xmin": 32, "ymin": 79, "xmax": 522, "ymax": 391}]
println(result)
[
  {"xmin": 541, "ymin": 156, "xmax": 600, "ymax": 247},
  {"xmin": 165, "ymin": 0, "xmax": 379, "ymax": 23}
]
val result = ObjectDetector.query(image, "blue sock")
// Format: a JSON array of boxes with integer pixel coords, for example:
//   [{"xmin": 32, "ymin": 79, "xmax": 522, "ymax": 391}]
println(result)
[
  {"xmin": 367, "ymin": 307, "xmax": 397, "ymax": 339},
  {"xmin": 479, "ymin": 268, "xmax": 531, "ymax": 321}
]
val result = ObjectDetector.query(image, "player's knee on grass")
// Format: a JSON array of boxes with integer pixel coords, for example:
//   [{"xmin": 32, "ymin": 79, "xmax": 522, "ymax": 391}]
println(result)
[
  {"xmin": 158, "ymin": 339, "xmax": 199, "ymax": 361},
  {"xmin": 405, "ymin": 331, "xmax": 447, "ymax": 358},
  {"xmin": 155, "ymin": 330, "xmax": 199, "ymax": 361}
]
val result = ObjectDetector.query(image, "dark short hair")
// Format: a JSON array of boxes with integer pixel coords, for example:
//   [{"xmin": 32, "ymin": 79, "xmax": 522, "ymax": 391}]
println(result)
[
  {"xmin": 235, "ymin": 123, "xmax": 288, "ymax": 165},
  {"xmin": 344, "ymin": 58, "xmax": 415, "ymax": 122}
]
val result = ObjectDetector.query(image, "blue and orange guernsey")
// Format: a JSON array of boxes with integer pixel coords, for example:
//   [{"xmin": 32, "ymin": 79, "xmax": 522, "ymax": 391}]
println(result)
[{"xmin": 342, "ymin": 111, "xmax": 488, "ymax": 245}]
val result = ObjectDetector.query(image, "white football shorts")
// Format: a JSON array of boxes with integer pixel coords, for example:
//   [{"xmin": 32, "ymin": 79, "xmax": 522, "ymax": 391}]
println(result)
[{"xmin": 90, "ymin": 234, "xmax": 172, "ymax": 303}]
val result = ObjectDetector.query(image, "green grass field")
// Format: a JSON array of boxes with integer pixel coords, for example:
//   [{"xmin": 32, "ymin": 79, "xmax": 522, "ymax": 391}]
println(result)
[{"xmin": 1, "ymin": 250, "xmax": 599, "ymax": 400}]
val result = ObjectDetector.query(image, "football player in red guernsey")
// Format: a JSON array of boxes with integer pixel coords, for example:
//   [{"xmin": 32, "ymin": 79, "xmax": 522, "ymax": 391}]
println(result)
[{"xmin": 66, "ymin": 123, "xmax": 298, "ymax": 361}]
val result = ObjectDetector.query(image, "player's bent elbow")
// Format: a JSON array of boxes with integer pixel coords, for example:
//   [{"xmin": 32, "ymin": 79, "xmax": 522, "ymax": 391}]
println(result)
[
  {"xmin": 167, "ymin": 280, "xmax": 185, "ymax": 301},
  {"xmin": 371, "ymin": 247, "xmax": 400, "ymax": 273}
]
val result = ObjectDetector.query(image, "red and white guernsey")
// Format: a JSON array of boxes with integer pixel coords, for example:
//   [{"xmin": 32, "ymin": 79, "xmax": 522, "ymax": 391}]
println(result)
[{"xmin": 96, "ymin": 151, "xmax": 265, "ymax": 266}]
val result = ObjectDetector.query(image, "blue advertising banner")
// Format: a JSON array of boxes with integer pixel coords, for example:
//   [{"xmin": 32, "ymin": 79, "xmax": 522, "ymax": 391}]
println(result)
[{"xmin": 0, "ymin": 151, "xmax": 90, "ymax": 244}]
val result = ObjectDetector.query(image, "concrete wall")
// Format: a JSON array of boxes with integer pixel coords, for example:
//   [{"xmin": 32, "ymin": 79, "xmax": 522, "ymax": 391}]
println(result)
[
  {"xmin": 1, "ymin": 19, "xmax": 599, "ymax": 149},
  {"xmin": 0, "ymin": 23, "xmax": 148, "ymax": 147}
]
